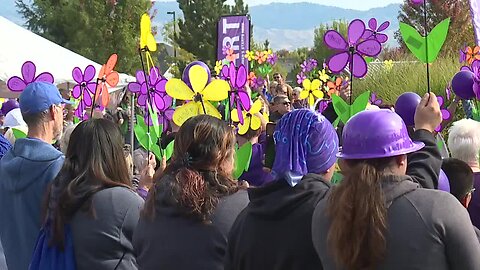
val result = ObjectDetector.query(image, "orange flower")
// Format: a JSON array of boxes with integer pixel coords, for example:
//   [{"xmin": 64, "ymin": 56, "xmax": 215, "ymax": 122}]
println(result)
[
  {"xmin": 466, "ymin": 46, "xmax": 480, "ymax": 64},
  {"xmin": 247, "ymin": 72, "xmax": 256, "ymax": 86},
  {"xmin": 255, "ymin": 51, "xmax": 267, "ymax": 64},
  {"xmin": 327, "ymin": 77, "xmax": 342, "ymax": 98},
  {"xmin": 95, "ymin": 54, "xmax": 119, "ymax": 107},
  {"xmin": 226, "ymin": 48, "xmax": 238, "ymax": 62}
]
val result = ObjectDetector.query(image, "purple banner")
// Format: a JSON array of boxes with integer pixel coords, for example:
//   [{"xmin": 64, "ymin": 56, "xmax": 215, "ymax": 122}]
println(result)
[
  {"xmin": 470, "ymin": 0, "xmax": 480, "ymax": 45},
  {"xmin": 217, "ymin": 15, "xmax": 250, "ymax": 70}
]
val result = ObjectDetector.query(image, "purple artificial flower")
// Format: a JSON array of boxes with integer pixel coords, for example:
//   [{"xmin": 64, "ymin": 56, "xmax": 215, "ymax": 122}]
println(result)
[
  {"xmin": 297, "ymin": 72, "xmax": 307, "ymax": 84},
  {"xmin": 267, "ymin": 53, "xmax": 278, "ymax": 65},
  {"xmin": 7, "ymin": 61, "xmax": 54, "ymax": 92},
  {"xmin": 362, "ymin": 18, "xmax": 390, "ymax": 44},
  {"xmin": 72, "ymin": 65, "xmax": 96, "ymax": 107},
  {"xmin": 460, "ymin": 46, "xmax": 468, "ymax": 63},
  {"xmin": 317, "ymin": 99, "xmax": 331, "ymax": 114},
  {"xmin": 222, "ymin": 44, "xmax": 231, "ymax": 56},
  {"xmin": 435, "ymin": 96, "xmax": 452, "ymax": 132},
  {"xmin": 251, "ymin": 76, "xmax": 265, "ymax": 89},
  {"xmin": 128, "ymin": 67, "xmax": 171, "ymax": 112},
  {"xmin": 300, "ymin": 59, "xmax": 318, "ymax": 73},
  {"xmin": 369, "ymin": 92, "xmax": 383, "ymax": 106}
]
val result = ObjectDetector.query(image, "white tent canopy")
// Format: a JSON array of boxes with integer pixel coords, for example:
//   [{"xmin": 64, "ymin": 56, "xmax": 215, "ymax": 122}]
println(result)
[{"xmin": 0, "ymin": 16, "xmax": 135, "ymax": 99}]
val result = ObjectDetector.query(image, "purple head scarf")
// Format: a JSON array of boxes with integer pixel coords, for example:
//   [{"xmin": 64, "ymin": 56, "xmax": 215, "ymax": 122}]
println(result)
[{"xmin": 272, "ymin": 109, "xmax": 339, "ymax": 186}]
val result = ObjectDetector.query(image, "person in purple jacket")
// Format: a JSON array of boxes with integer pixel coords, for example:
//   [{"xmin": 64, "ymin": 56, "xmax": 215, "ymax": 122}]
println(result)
[{"xmin": 448, "ymin": 118, "xmax": 480, "ymax": 228}]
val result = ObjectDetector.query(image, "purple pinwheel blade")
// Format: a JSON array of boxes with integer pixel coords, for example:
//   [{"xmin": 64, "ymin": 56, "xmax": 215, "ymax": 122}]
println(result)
[
  {"xmin": 140, "ymin": 83, "xmax": 148, "ymax": 95},
  {"xmin": 86, "ymin": 82, "xmax": 97, "ymax": 94},
  {"xmin": 236, "ymin": 65, "xmax": 247, "ymax": 88},
  {"xmin": 368, "ymin": 18, "xmax": 377, "ymax": 31},
  {"xmin": 327, "ymin": 52, "xmax": 349, "ymax": 73},
  {"xmin": 472, "ymin": 60, "xmax": 480, "ymax": 72},
  {"xmin": 377, "ymin": 21, "xmax": 390, "ymax": 32},
  {"xmin": 221, "ymin": 65, "xmax": 229, "ymax": 79},
  {"xmin": 230, "ymin": 92, "xmax": 236, "ymax": 107},
  {"xmin": 154, "ymin": 92, "xmax": 166, "ymax": 111},
  {"xmin": 362, "ymin": 29, "xmax": 375, "ymax": 40},
  {"xmin": 162, "ymin": 93, "xmax": 173, "ymax": 109},
  {"xmin": 237, "ymin": 99, "xmax": 245, "ymax": 125},
  {"xmin": 22, "ymin": 61, "xmax": 36, "ymax": 83},
  {"xmin": 150, "ymin": 67, "xmax": 160, "ymax": 85},
  {"xmin": 84, "ymin": 65, "xmax": 96, "ymax": 82},
  {"xmin": 441, "ymin": 110, "xmax": 451, "ymax": 120},
  {"xmin": 72, "ymin": 85, "xmax": 82, "ymax": 99},
  {"xmin": 376, "ymin": 33, "xmax": 389, "ymax": 44},
  {"xmin": 83, "ymin": 90, "xmax": 93, "ymax": 106},
  {"xmin": 156, "ymin": 79, "xmax": 167, "ymax": 93},
  {"xmin": 324, "ymin": 30, "xmax": 348, "ymax": 50},
  {"xmin": 72, "ymin": 67, "xmax": 83, "ymax": 83},
  {"xmin": 138, "ymin": 94, "xmax": 147, "ymax": 107},
  {"xmin": 357, "ymin": 39, "xmax": 382, "ymax": 57},
  {"xmin": 7, "ymin": 76, "xmax": 26, "ymax": 92},
  {"xmin": 35, "ymin": 72, "xmax": 54, "ymax": 83},
  {"xmin": 229, "ymin": 62, "xmax": 237, "ymax": 86},
  {"xmin": 135, "ymin": 70, "xmax": 146, "ymax": 84},
  {"xmin": 238, "ymin": 91, "xmax": 251, "ymax": 111},
  {"xmin": 128, "ymin": 82, "xmax": 141, "ymax": 94},
  {"xmin": 164, "ymin": 108, "xmax": 174, "ymax": 120},
  {"xmin": 352, "ymin": 53, "xmax": 368, "ymax": 78},
  {"xmin": 348, "ymin": 19, "xmax": 366, "ymax": 45}
]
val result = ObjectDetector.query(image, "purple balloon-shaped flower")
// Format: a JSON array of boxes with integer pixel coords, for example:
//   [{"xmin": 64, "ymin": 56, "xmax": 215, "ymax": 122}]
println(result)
[
  {"xmin": 362, "ymin": 18, "xmax": 390, "ymax": 44},
  {"xmin": 7, "ymin": 61, "xmax": 54, "ymax": 92},
  {"xmin": 324, "ymin": 19, "xmax": 382, "ymax": 78},
  {"xmin": 72, "ymin": 65, "xmax": 96, "ymax": 107}
]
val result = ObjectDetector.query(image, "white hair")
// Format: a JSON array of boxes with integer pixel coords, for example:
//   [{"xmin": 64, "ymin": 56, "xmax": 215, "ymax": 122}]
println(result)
[{"xmin": 448, "ymin": 119, "xmax": 480, "ymax": 164}]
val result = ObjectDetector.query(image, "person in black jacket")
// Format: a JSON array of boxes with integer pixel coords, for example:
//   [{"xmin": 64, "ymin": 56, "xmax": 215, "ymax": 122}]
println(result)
[
  {"xmin": 133, "ymin": 115, "xmax": 249, "ymax": 270},
  {"xmin": 225, "ymin": 109, "xmax": 339, "ymax": 270}
]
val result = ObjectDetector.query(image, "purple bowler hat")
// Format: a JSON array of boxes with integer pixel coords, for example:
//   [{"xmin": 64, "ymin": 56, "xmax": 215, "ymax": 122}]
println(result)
[{"xmin": 338, "ymin": 109, "xmax": 425, "ymax": 159}]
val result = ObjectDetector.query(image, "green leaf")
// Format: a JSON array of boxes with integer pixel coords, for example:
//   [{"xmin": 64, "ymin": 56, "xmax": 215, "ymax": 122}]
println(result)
[
  {"xmin": 364, "ymin": 56, "xmax": 374, "ymax": 64},
  {"xmin": 399, "ymin": 18, "xmax": 450, "ymax": 63},
  {"xmin": 233, "ymin": 142, "xmax": 253, "ymax": 180},
  {"xmin": 257, "ymin": 65, "xmax": 273, "ymax": 76},
  {"xmin": 148, "ymin": 104, "xmax": 161, "ymax": 139},
  {"xmin": 164, "ymin": 140, "xmax": 175, "ymax": 161},
  {"xmin": 11, "ymin": 128, "xmax": 27, "ymax": 140},
  {"xmin": 134, "ymin": 114, "xmax": 161, "ymax": 160},
  {"xmin": 332, "ymin": 91, "xmax": 370, "ymax": 125}
]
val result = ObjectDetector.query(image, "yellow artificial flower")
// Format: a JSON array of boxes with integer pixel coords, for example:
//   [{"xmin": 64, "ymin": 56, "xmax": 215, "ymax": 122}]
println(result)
[
  {"xmin": 245, "ymin": 50, "xmax": 255, "ymax": 61},
  {"xmin": 232, "ymin": 99, "xmax": 263, "ymax": 135},
  {"xmin": 300, "ymin": 79, "xmax": 324, "ymax": 107},
  {"xmin": 214, "ymin": 61, "xmax": 223, "ymax": 76},
  {"xmin": 166, "ymin": 65, "xmax": 230, "ymax": 126},
  {"xmin": 319, "ymin": 69, "xmax": 330, "ymax": 83},
  {"xmin": 263, "ymin": 49, "xmax": 273, "ymax": 57},
  {"xmin": 384, "ymin": 60, "xmax": 394, "ymax": 71}
]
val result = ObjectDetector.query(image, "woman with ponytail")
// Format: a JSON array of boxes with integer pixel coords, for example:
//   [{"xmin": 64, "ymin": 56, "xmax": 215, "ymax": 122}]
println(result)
[
  {"xmin": 44, "ymin": 119, "xmax": 143, "ymax": 270},
  {"xmin": 133, "ymin": 115, "xmax": 249, "ymax": 270},
  {"xmin": 312, "ymin": 93, "xmax": 480, "ymax": 269}
]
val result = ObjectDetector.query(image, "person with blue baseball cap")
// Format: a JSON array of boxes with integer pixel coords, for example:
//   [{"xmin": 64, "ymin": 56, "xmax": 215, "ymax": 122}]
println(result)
[{"xmin": 0, "ymin": 82, "xmax": 71, "ymax": 270}]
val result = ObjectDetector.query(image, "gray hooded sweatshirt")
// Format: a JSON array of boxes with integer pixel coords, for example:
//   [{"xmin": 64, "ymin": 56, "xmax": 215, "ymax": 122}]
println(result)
[{"xmin": 312, "ymin": 176, "xmax": 480, "ymax": 270}]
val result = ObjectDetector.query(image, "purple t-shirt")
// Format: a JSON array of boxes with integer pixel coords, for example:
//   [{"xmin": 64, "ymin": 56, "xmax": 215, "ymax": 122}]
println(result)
[{"xmin": 468, "ymin": 172, "xmax": 480, "ymax": 227}]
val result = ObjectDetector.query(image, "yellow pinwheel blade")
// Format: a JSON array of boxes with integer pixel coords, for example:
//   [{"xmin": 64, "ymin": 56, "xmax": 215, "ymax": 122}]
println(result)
[
  {"xmin": 250, "ymin": 99, "xmax": 263, "ymax": 114},
  {"xmin": 250, "ymin": 115, "xmax": 261, "ymax": 131},
  {"xmin": 140, "ymin": 14, "xmax": 151, "ymax": 48},
  {"xmin": 308, "ymin": 95, "xmax": 315, "ymax": 107},
  {"xmin": 189, "ymin": 65, "xmax": 209, "ymax": 93},
  {"xmin": 172, "ymin": 101, "xmax": 199, "ymax": 126},
  {"xmin": 202, "ymin": 79, "xmax": 230, "ymax": 101},
  {"xmin": 202, "ymin": 101, "xmax": 222, "ymax": 119},
  {"xmin": 313, "ymin": 90, "xmax": 324, "ymax": 99},
  {"xmin": 231, "ymin": 109, "xmax": 240, "ymax": 122},
  {"xmin": 166, "ymin": 79, "xmax": 195, "ymax": 100},
  {"xmin": 311, "ymin": 79, "xmax": 321, "ymax": 90},
  {"xmin": 147, "ymin": 34, "xmax": 157, "ymax": 52},
  {"xmin": 238, "ymin": 118, "xmax": 250, "ymax": 135},
  {"xmin": 302, "ymin": 79, "xmax": 312, "ymax": 90},
  {"xmin": 300, "ymin": 90, "xmax": 309, "ymax": 100}
]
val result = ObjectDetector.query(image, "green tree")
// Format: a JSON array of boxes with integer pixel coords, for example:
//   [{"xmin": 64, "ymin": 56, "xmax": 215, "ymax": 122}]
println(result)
[
  {"xmin": 176, "ymin": 0, "xmax": 249, "ymax": 67},
  {"xmin": 312, "ymin": 20, "xmax": 348, "ymax": 63},
  {"xmin": 396, "ymin": 0, "xmax": 474, "ymax": 58},
  {"xmin": 16, "ymin": 0, "xmax": 152, "ymax": 74}
]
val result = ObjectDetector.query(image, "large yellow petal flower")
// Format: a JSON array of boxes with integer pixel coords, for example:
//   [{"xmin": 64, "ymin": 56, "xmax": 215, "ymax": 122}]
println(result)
[
  {"xmin": 238, "ymin": 118, "xmax": 250, "ymax": 135},
  {"xmin": 140, "ymin": 14, "xmax": 157, "ymax": 52},
  {"xmin": 231, "ymin": 108, "xmax": 241, "ymax": 122},
  {"xmin": 202, "ymin": 80, "xmax": 230, "ymax": 101},
  {"xmin": 302, "ymin": 79, "xmax": 312, "ymax": 91},
  {"xmin": 310, "ymin": 79, "xmax": 321, "ymax": 91},
  {"xmin": 189, "ymin": 65, "xmax": 209, "ymax": 93},
  {"xmin": 166, "ymin": 79, "xmax": 195, "ymax": 100},
  {"xmin": 300, "ymin": 90, "xmax": 310, "ymax": 100},
  {"xmin": 201, "ymin": 100, "xmax": 222, "ymax": 119},
  {"xmin": 250, "ymin": 115, "xmax": 262, "ymax": 131},
  {"xmin": 312, "ymin": 90, "xmax": 324, "ymax": 99},
  {"xmin": 250, "ymin": 99, "xmax": 263, "ymax": 114}
]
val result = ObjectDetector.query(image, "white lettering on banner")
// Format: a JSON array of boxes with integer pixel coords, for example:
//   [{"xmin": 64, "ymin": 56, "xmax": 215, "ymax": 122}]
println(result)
[{"xmin": 222, "ymin": 18, "xmax": 241, "ymax": 62}]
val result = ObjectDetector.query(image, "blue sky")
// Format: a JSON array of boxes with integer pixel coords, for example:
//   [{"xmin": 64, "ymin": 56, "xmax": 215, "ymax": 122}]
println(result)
[{"xmin": 154, "ymin": 0, "xmax": 403, "ymax": 11}]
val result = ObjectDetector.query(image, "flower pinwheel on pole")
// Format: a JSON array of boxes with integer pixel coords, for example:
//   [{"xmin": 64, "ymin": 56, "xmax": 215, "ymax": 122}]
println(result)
[{"xmin": 166, "ymin": 62, "xmax": 230, "ymax": 127}]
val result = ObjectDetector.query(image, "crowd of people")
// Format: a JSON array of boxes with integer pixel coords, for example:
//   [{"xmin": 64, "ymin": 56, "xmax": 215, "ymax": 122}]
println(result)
[{"xmin": 0, "ymin": 73, "xmax": 479, "ymax": 270}]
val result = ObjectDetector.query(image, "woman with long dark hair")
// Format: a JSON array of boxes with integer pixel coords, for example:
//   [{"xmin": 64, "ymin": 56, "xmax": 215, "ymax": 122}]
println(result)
[
  {"xmin": 134, "ymin": 115, "xmax": 249, "ymax": 270},
  {"xmin": 44, "ymin": 119, "xmax": 143, "ymax": 270},
  {"xmin": 312, "ymin": 94, "xmax": 480, "ymax": 269}
]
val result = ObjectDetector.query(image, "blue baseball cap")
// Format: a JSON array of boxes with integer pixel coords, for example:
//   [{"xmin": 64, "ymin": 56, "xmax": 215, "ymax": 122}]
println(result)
[{"xmin": 19, "ymin": 82, "xmax": 73, "ymax": 114}]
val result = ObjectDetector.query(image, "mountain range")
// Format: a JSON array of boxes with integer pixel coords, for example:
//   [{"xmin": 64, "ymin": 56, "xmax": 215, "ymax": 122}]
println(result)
[{"xmin": 0, "ymin": 0, "xmax": 401, "ymax": 50}]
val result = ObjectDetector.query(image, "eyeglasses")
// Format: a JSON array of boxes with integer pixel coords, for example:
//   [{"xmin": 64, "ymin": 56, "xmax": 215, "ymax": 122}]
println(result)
[
  {"xmin": 273, "ymin": 76, "xmax": 280, "ymax": 80},
  {"xmin": 282, "ymin": 102, "xmax": 291, "ymax": 106}
]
